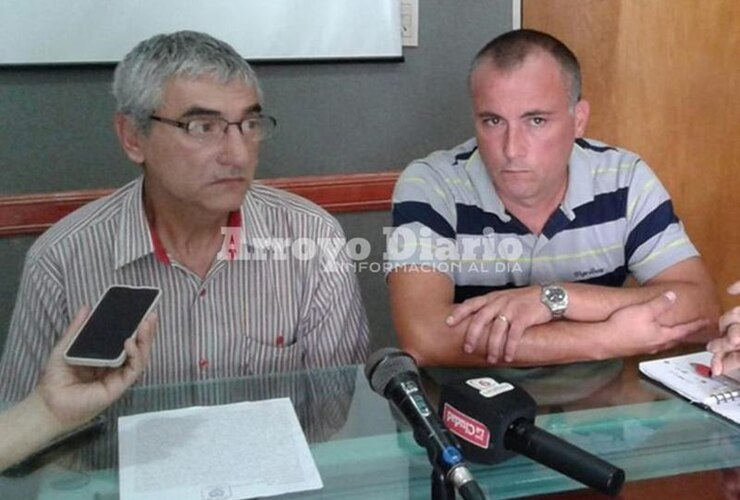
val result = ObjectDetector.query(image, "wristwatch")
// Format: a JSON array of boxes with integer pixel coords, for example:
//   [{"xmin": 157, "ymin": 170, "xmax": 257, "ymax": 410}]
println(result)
[{"xmin": 540, "ymin": 283, "xmax": 568, "ymax": 319}]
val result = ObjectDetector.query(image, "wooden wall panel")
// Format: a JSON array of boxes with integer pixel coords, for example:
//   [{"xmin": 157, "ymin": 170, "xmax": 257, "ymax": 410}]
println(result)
[
  {"xmin": 524, "ymin": 0, "xmax": 740, "ymax": 309},
  {"xmin": 0, "ymin": 172, "xmax": 399, "ymax": 237}
]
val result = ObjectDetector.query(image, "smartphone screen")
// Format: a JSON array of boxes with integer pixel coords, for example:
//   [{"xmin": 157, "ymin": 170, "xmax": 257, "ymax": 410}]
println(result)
[{"xmin": 65, "ymin": 285, "xmax": 160, "ymax": 367}]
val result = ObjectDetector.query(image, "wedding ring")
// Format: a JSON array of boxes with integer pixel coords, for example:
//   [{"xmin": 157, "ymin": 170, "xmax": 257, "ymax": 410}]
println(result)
[{"xmin": 497, "ymin": 314, "xmax": 510, "ymax": 325}]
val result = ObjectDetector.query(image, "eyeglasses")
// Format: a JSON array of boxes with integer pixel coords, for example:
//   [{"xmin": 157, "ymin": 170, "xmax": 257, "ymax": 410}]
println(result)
[{"xmin": 149, "ymin": 114, "xmax": 277, "ymax": 143}]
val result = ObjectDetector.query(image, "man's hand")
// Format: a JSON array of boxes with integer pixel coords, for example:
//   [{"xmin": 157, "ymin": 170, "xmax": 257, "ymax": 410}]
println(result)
[
  {"xmin": 35, "ymin": 307, "xmax": 158, "ymax": 429},
  {"xmin": 445, "ymin": 285, "xmax": 552, "ymax": 363},
  {"xmin": 606, "ymin": 291, "xmax": 709, "ymax": 357},
  {"xmin": 707, "ymin": 281, "xmax": 740, "ymax": 376}
]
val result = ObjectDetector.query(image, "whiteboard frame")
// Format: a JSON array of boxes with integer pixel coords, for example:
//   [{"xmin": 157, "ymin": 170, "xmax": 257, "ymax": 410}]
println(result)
[{"xmin": 0, "ymin": 0, "xmax": 403, "ymax": 65}]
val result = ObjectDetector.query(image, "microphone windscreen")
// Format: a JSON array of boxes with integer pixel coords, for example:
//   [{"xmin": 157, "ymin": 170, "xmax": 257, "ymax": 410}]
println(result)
[{"xmin": 365, "ymin": 347, "xmax": 419, "ymax": 394}]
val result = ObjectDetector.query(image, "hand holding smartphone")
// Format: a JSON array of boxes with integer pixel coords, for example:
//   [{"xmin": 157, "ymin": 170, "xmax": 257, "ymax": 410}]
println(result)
[{"xmin": 63, "ymin": 285, "xmax": 161, "ymax": 368}]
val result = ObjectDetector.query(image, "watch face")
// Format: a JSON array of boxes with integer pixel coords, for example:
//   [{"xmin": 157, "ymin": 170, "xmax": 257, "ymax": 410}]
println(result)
[
  {"xmin": 542, "ymin": 285, "xmax": 567, "ymax": 317},
  {"xmin": 546, "ymin": 288, "xmax": 566, "ymax": 302}
]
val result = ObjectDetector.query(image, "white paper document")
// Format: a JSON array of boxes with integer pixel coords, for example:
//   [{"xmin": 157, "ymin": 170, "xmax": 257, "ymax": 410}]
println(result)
[{"xmin": 119, "ymin": 397, "xmax": 322, "ymax": 500}]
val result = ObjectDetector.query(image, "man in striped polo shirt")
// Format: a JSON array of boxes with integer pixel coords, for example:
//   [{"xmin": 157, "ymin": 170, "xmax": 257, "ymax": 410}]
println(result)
[
  {"xmin": 387, "ymin": 29, "xmax": 720, "ymax": 373},
  {"xmin": 0, "ymin": 31, "xmax": 369, "ymax": 401}
]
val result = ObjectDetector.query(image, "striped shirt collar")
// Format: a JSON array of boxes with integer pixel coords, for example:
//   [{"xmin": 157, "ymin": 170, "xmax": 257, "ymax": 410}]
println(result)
[
  {"xmin": 113, "ymin": 177, "xmax": 245, "ymax": 269},
  {"xmin": 465, "ymin": 140, "xmax": 597, "ymax": 222},
  {"xmin": 465, "ymin": 148, "xmax": 511, "ymax": 221},
  {"xmin": 560, "ymin": 142, "xmax": 596, "ymax": 219},
  {"xmin": 242, "ymin": 184, "xmax": 273, "ymax": 243},
  {"xmin": 114, "ymin": 178, "xmax": 152, "ymax": 270}
]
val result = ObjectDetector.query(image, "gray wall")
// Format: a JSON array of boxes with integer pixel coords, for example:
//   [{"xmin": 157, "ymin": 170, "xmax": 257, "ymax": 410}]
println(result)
[{"xmin": 0, "ymin": 1, "xmax": 512, "ymax": 354}]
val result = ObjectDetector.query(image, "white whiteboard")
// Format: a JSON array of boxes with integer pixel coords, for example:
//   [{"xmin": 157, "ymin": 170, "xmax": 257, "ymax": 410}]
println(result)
[{"xmin": 0, "ymin": 0, "xmax": 403, "ymax": 64}]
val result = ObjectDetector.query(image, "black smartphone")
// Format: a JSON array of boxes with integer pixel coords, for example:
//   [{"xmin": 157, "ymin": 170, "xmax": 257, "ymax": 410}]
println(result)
[{"xmin": 63, "ymin": 285, "xmax": 161, "ymax": 368}]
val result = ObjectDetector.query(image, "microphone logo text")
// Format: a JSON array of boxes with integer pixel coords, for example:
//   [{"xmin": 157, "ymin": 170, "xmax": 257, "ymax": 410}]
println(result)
[{"xmin": 442, "ymin": 403, "xmax": 490, "ymax": 449}]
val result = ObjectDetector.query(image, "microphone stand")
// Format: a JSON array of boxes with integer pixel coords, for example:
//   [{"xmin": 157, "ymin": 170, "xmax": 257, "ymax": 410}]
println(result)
[{"xmin": 431, "ymin": 467, "xmax": 456, "ymax": 500}]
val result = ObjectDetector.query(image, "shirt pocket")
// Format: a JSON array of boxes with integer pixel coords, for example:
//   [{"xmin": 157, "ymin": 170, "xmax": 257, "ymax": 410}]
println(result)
[{"xmin": 242, "ymin": 336, "xmax": 306, "ymax": 375}]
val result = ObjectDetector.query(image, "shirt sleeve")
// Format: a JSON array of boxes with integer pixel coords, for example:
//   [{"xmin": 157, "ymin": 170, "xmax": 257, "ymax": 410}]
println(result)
[
  {"xmin": 0, "ymin": 252, "xmax": 69, "ymax": 401},
  {"xmin": 624, "ymin": 160, "xmax": 699, "ymax": 284}
]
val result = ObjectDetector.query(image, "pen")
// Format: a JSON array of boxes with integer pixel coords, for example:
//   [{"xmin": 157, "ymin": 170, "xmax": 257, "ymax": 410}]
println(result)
[{"xmin": 691, "ymin": 362, "xmax": 712, "ymax": 378}]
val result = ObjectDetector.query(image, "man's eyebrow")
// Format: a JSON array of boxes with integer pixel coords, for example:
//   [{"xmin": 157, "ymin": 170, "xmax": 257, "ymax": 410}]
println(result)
[
  {"xmin": 180, "ymin": 103, "xmax": 263, "ymax": 119},
  {"xmin": 521, "ymin": 110, "xmax": 554, "ymax": 118},
  {"xmin": 245, "ymin": 103, "xmax": 262, "ymax": 115},
  {"xmin": 476, "ymin": 111, "xmax": 502, "ymax": 119},
  {"xmin": 180, "ymin": 106, "xmax": 220, "ymax": 118}
]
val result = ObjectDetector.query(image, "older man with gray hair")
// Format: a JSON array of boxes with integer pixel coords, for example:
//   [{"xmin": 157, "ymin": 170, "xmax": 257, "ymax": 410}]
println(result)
[{"xmin": 0, "ymin": 31, "xmax": 369, "ymax": 400}]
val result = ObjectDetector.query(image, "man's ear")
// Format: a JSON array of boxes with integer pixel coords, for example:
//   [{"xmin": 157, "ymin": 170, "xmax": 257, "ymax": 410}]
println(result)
[
  {"xmin": 114, "ymin": 113, "xmax": 146, "ymax": 164},
  {"xmin": 574, "ymin": 99, "xmax": 590, "ymax": 138}
]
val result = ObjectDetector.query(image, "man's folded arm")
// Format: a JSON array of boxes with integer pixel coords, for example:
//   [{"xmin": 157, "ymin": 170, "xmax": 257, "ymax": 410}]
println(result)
[
  {"xmin": 562, "ymin": 257, "xmax": 720, "ymax": 340},
  {"xmin": 389, "ymin": 268, "xmax": 617, "ymax": 366},
  {"xmin": 389, "ymin": 261, "xmax": 719, "ymax": 367},
  {"xmin": 389, "ymin": 268, "xmax": 481, "ymax": 367}
]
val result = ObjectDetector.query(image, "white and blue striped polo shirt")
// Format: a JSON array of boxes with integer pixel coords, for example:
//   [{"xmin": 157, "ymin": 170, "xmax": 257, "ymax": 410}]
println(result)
[{"xmin": 388, "ymin": 137, "xmax": 698, "ymax": 303}]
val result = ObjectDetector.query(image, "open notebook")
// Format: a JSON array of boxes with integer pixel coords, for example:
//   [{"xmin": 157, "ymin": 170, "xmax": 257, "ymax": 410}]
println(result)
[{"xmin": 639, "ymin": 351, "xmax": 740, "ymax": 425}]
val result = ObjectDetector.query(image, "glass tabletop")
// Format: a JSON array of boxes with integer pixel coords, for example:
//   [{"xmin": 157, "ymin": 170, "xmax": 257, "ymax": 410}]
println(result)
[{"xmin": 2, "ymin": 359, "xmax": 740, "ymax": 499}]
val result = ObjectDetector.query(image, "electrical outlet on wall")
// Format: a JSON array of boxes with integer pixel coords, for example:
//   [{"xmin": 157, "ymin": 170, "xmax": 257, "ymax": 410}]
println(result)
[{"xmin": 400, "ymin": 0, "xmax": 418, "ymax": 47}]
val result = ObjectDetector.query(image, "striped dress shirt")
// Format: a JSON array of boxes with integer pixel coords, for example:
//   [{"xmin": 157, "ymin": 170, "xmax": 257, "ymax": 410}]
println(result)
[{"xmin": 0, "ymin": 177, "xmax": 369, "ymax": 400}]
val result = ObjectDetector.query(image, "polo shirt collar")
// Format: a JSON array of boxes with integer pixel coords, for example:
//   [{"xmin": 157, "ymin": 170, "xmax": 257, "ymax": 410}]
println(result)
[
  {"xmin": 465, "ymin": 148, "xmax": 512, "ymax": 222},
  {"xmin": 560, "ymin": 141, "xmax": 596, "ymax": 220}
]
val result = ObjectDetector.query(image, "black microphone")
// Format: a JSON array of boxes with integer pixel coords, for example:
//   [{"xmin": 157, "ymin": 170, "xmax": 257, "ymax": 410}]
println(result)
[
  {"xmin": 439, "ymin": 376, "xmax": 625, "ymax": 497},
  {"xmin": 365, "ymin": 348, "xmax": 486, "ymax": 500}
]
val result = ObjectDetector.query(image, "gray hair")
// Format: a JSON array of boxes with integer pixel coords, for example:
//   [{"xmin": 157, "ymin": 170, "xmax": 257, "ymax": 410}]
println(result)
[
  {"xmin": 469, "ymin": 29, "xmax": 582, "ymax": 108},
  {"xmin": 112, "ymin": 30, "xmax": 262, "ymax": 133}
]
